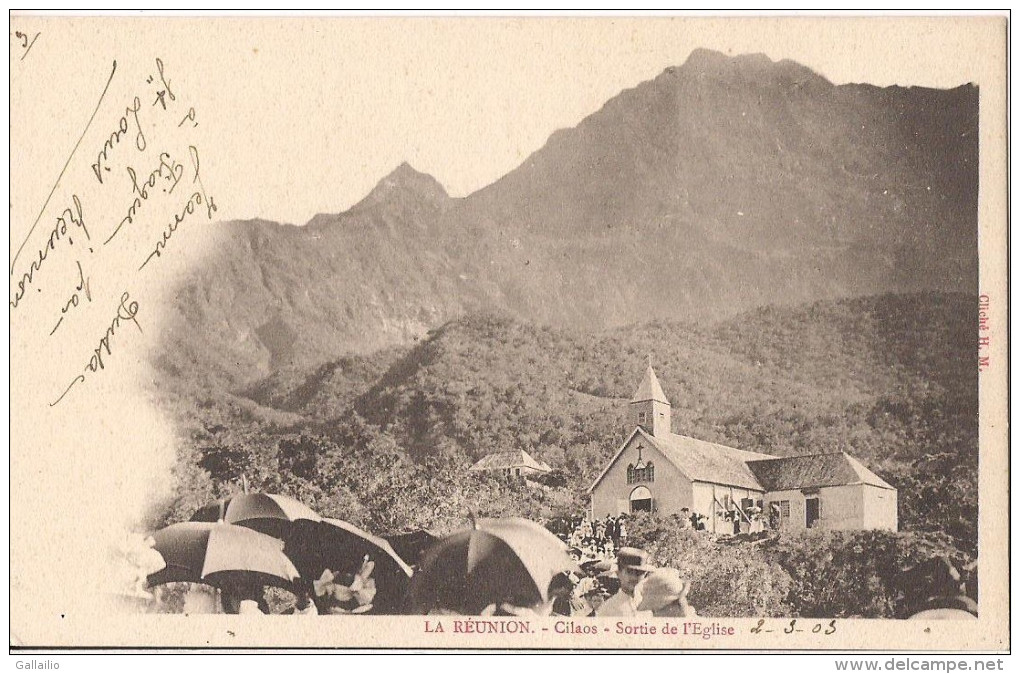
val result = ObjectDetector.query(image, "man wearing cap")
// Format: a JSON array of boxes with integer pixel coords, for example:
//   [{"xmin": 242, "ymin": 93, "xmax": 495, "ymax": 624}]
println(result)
[{"xmin": 596, "ymin": 547, "xmax": 655, "ymax": 617}]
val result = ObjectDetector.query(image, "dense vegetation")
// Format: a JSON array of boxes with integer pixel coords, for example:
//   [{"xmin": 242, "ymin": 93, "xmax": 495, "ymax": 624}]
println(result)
[
  {"xmin": 625, "ymin": 512, "xmax": 972, "ymax": 618},
  {"xmin": 150, "ymin": 292, "xmax": 979, "ymax": 568}
]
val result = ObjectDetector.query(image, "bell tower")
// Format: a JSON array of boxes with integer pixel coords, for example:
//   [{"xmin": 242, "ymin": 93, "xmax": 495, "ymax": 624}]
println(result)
[{"xmin": 630, "ymin": 362, "xmax": 671, "ymax": 437}]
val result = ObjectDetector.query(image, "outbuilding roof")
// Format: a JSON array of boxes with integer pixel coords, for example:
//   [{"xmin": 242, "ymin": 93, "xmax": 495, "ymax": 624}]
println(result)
[{"xmin": 469, "ymin": 449, "xmax": 551, "ymax": 473}]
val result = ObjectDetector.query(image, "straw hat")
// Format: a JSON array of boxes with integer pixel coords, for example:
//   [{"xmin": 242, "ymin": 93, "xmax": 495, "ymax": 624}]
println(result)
[
  {"xmin": 637, "ymin": 568, "xmax": 686, "ymax": 611},
  {"xmin": 615, "ymin": 547, "xmax": 656, "ymax": 573}
]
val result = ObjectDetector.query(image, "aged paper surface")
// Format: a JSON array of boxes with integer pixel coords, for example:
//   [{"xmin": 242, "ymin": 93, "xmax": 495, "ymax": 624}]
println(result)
[{"xmin": 8, "ymin": 15, "xmax": 1008, "ymax": 650}]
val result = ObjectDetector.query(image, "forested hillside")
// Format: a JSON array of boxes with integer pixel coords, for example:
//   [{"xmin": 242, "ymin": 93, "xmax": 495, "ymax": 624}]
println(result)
[{"xmin": 152, "ymin": 292, "xmax": 977, "ymax": 555}]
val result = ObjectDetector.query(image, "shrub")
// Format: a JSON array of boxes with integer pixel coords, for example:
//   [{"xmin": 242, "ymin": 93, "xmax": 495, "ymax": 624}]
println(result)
[
  {"xmin": 624, "ymin": 515, "xmax": 972, "ymax": 618},
  {"xmin": 759, "ymin": 528, "xmax": 971, "ymax": 618},
  {"xmin": 626, "ymin": 513, "xmax": 792, "ymax": 617}
]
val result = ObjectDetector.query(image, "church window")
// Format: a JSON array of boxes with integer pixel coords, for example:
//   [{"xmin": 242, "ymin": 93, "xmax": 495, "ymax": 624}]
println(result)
[
  {"xmin": 638, "ymin": 412, "xmax": 647, "ymax": 424},
  {"xmin": 627, "ymin": 460, "xmax": 655, "ymax": 484}
]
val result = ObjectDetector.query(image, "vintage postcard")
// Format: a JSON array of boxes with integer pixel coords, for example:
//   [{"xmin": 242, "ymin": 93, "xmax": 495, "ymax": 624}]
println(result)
[{"xmin": 8, "ymin": 14, "xmax": 1008, "ymax": 652}]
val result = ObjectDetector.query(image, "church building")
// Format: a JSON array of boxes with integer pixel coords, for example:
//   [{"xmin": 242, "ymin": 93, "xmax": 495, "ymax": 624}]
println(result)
[{"xmin": 588, "ymin": 366, "xmax": 898, "ymax": 534}]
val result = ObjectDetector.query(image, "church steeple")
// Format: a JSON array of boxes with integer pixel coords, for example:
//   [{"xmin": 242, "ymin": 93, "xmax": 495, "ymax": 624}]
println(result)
[{"xmin": 630, "ymin": 363, "xmax": 671, "ymax": 437}]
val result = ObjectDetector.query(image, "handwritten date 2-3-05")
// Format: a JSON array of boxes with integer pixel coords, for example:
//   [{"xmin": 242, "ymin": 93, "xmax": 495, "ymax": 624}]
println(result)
[{"xmin": 750, "ymin": 618, "xmax": 837, "ymax": 636}]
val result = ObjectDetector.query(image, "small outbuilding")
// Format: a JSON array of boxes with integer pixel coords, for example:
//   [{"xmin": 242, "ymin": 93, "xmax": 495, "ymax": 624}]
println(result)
[{"xmin": 470, "ymin": 449, "xmax": 552, "ymax": 480}]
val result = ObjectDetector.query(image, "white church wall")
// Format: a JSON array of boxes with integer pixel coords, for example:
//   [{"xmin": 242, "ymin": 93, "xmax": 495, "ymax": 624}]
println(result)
[
  {"xmin": 692, "ymin": 482, "xmax": 765, "ymax": 534},
  {"xmin": 590, "ymin": 435, "xmax": 692, "ymax": 518},
  {"xmin": 765, "ymin": 486, "xmax": 867, "ymax": 531}
]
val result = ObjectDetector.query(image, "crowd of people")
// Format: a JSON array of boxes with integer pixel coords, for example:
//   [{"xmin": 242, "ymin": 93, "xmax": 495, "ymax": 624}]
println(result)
[
  {"xmin": 527, "ymin": 514, "xmax": 699, "ymax": 618},
  {"xmin": 560, "ymin": 514, "xmax": 628, "ymax": 561},
  {"xmin": 130, "ymin": 502, "xmax": 976, "ymax": 620},
  {"xmin": 134, "ymin": 511, "xmax": 695, "ymax": 617},
  {"xmin": 551, "ymin": 546, "xmax": 697, "ymax": 618}
]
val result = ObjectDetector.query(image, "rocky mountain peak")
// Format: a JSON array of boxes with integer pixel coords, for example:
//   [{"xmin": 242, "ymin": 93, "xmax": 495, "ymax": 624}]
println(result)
[
  {"xmin": 674, "ymin": 48, "xmax": 831, "ymax": 88},
  {"xmin": 352, "ymin": 161, "xmax": 450, "ymax": 212}
]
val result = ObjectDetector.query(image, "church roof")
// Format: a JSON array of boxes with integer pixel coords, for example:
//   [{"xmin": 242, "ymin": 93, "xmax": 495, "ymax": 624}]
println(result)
[
  {"xmin": 747, "ymin": 452, "xmax": 895, "ymax": 491},
  {"xmin": 588, "ymin": 427, "xmax": 776, "ymax": 493},
  {"xmin": 631, "ymin": 365, "xmax": 669, "ymax": 404},
  {"xmin": 589, "ymin": 427, "xmax": 895, "ymax": 494},
  {"xmin": 644, "ymin": 429, "xmax": 776, "ymax": 490},
  {"xmin": 469, "ymin": 449, "xmax": 551, "ymax": 473}
]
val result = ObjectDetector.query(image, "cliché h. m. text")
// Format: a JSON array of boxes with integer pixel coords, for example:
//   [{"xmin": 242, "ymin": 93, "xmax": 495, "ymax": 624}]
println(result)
[{"xmin": 977, "ymin": 294, "xmax": 990, "ymax": 372}]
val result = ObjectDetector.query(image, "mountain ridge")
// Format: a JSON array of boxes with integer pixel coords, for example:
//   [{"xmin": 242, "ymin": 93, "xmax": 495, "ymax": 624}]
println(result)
[{"xmin": 155, "ymin": 49, "xmax": 978, "ymax": 388}]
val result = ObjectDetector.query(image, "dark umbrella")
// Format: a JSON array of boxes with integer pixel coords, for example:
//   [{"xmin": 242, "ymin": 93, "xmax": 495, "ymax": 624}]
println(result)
[
  {"xmin": 284, "ymin": 518, "xmax": 413, "ymax": 614},
  {"xmin": 191, "ymin": 493, "xmax": 321, "ymax": 540},
  {"xmin": 408, "ymin": 517, "xmax": 581, "ymax": 615},
  {"xmin": 384, "ymin": 529, "xmax": 440, "ymax": 568},
  {"xmin": 146, "ymin": 521, "xmax": 300, "ymax": 589}
]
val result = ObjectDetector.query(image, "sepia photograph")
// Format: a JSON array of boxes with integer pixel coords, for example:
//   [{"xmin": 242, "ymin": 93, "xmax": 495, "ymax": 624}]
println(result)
[{"xmin": 7, "ymin": 13, "xmax": 1009, "ymax": 653}]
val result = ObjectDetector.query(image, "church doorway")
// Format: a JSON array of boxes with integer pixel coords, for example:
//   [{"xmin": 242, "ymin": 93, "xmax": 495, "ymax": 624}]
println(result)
[{"xmin": 630, "ymin": 486, "xmax": 653, "ymax": 513}]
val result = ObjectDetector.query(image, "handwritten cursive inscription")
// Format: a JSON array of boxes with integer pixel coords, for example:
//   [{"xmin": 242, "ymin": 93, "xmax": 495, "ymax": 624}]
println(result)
[
  {"xmin": 15, "ymin": 56, "xmax": 216, "ymax": 411},
  {"xmin": 138, "ymin": 146, "xmax": 217, "ymax": 270},
  {"xmin": 49, "ymin": 292, "xmax": 141, "ymax": 406},
  {"xmin": 148, "ymin": 57, "xmax": 176, "ymax": 110},
  {"xmin": 48, "ymin": 260, "xmax": 93, "ymax": 336},
  {"xmin": 90, "ymin": 97, "xmax": 147, "ymax": 184},
  {"xmin": 103, "ymin": 151, "xmax": 186, "ymax": 245},
  {"xmin": 178, "ymin": 107, "xmax": 198, "ymax": 128},
  {"xmin": 10, "ymin": 61, "xmax": 115, "ymax": 276},
  {"xmin": 10, "ymin": 195, "xmax": 90, "ymax": 309},
  {"xmin": 749, "ymin": 618, "xmax": 837, "ymax": 635},
  {"xmin": 14, "ymin": 30, "xmax": 40, "ymax": 60}
]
